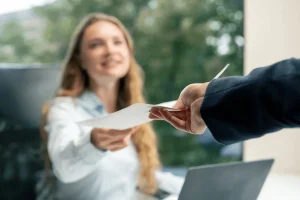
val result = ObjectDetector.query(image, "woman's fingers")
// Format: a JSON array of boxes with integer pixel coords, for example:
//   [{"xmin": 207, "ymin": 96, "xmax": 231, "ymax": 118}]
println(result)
[
  {"xmin": 108, "ymin": 134, "xmax": 131, "ymax": 152},
  {"xmin": 92, "ymin": 127, "xmax": 138, "ymax": 151},
  {"xmin": 95, "ymin": 133, "xmax": 132, "ymax": 151}
]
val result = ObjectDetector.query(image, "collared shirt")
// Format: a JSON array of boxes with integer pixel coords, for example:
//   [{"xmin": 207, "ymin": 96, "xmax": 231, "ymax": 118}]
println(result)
[{"xmin": 45, "ymin": 90, "xmax": 184, "ymax": 200}]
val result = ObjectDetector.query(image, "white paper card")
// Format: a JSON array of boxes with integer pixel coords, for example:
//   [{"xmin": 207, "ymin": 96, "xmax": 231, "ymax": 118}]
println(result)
[
  {"xmin": 77, "ymin": 64, "xmax": 229, "ymax": 129},
  {"xmin": 78, "ymin": 103, "xmax": 154, "ymax": 129}
]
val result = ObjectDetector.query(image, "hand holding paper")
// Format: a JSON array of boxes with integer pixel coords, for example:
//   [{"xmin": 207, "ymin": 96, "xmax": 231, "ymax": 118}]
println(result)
[
  {"xmin": 78, "ymin": 64, "xmax": 229, "ymax": 130},
  {"xmin": 91, "ymin": 127, "xmax": 139, "ymax": 151},
  {"xmin": 149, "ymin": 64, "xmax": 229, "ymax": 134},
  {"xmin": 149, "ymin": 83, "xmax": 209, "ymax": 134},
  {"xmin": 77, "ymin": 102, "xmax": 179, "ymax": 129}
]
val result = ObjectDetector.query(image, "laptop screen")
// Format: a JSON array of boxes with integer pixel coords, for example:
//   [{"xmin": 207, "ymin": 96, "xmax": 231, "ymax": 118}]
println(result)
[{"xmin": 178, "ymin": 159, "xmax": 274, "ymax": 200}]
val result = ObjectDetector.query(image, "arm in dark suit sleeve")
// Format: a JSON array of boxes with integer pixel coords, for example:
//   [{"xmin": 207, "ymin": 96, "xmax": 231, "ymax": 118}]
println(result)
[{"xmin": 200, "ymin": 58, "xmax": 300, "ymax": 145}]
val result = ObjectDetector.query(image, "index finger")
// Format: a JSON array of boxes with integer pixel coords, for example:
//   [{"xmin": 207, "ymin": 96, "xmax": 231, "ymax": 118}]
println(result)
[{"xmin": 111, "ymin": 127, "xmax": 139, "ymax": 135}]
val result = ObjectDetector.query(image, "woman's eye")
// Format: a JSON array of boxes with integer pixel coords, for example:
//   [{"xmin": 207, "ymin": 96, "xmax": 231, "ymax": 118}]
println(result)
[
  {"xmin": 90, "ymin": 42, "xmax": 103, "ymax": 48},
  {"xmin": 114, "ymin": 40, "xmax": 123, "ymax": 45}
]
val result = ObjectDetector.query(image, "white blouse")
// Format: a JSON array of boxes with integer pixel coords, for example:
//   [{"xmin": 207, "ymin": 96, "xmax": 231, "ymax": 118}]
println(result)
[{"xmin": 45, "ymin": 90, "xmax": 184, "ymax": 200}]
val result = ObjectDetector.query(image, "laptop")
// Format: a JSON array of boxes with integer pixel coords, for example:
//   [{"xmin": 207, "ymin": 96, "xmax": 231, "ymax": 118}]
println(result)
[
  {"xmin": 138, "ymin": 159, "xmax": 274, "ymax": 200},
  {"xmin": 173, "ymin": 159, "xmax": 274, "ymax": 200}
]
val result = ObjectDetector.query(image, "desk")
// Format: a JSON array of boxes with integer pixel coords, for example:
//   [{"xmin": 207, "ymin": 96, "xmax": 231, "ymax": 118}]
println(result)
[{"xmin": 258, "ymin": 173, "xmax": 300, "ymax": 200}]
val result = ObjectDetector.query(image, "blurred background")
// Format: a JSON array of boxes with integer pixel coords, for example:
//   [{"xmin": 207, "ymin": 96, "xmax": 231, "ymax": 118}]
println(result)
[{"xmin": 1, "ymin": 0, "xmax": 244, "ymax": 199}]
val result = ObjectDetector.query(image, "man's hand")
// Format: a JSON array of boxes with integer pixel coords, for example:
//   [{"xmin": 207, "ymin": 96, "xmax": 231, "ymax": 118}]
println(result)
[
  {"xmin": 149, "ymin": 82, "xmax": 209, "ymax": 134},
  {"xmin": 91, "ymin": 127, "xmax": 139, "ymax": 151}
]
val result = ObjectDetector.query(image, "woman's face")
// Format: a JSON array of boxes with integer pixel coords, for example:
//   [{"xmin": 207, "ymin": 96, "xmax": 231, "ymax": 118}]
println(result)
[{"xmin": 79, "ymin": 20, "xmax": 130, "ymax": 83}]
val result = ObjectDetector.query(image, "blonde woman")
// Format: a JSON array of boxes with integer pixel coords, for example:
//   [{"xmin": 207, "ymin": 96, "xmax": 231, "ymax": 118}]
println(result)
[{"xmin": 40, "ymin": 13, "xmax": 183, "ymax": 200}]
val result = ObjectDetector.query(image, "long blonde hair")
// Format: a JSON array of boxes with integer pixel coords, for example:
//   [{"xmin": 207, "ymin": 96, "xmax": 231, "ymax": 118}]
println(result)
[{"xmin": 41, "ymin": 13, "xmax": 161, "ymax": 194}]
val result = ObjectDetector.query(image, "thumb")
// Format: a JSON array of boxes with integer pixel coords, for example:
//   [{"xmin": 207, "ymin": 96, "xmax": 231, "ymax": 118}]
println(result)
[{"xmin": 173, "ymin": 97, "xmax": 186, "ymax": 109}]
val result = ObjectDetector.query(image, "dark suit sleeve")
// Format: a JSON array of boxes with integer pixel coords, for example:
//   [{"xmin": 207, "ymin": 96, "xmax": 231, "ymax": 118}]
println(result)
[{"xmin": 200, "ymin": 58, "xmax": 300, "ymax": 145}]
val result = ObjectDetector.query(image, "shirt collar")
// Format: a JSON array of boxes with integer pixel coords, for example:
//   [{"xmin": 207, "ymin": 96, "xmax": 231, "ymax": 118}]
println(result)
[{"xmin": 76, "ymin": 90, "xmax": 106, "ymax": 116}]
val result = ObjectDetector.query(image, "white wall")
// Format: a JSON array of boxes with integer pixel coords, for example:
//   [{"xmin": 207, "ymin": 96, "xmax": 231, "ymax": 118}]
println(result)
[{"xmin": 243, "ymin": 0, "xmax": 300, "ymax": 175}]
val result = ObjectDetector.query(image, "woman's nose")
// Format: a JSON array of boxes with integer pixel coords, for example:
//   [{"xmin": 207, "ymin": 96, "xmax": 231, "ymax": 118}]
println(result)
[{"xmin": 104, "ymin": 42, "xmax": 116, "ymax": 54}]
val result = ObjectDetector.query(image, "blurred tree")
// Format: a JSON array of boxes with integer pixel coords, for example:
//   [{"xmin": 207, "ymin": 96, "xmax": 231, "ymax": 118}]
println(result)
[
  {"xmin": 135, "ymin": 0, "xmax": 244, "ymax": 103},
  {"xmin": 31, "ymin": 0, "xmax": 152, "ymax": 61},
  {"xmin": 0, "ymin": 20, "xmax": 33, "ymax": 63},
  {"xmin": 134, "ymin": 0, "xmax": 244, "ymax": 166}
]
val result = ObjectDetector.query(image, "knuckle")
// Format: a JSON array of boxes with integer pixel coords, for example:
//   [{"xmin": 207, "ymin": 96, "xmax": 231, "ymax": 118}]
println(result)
[
  {"xmin": 122, "ymin": 138, "xmax": 129, "ymax": 146},
  {"xmin": 98, "ymin": 141, "xmax": 106, "ymax": 148}
]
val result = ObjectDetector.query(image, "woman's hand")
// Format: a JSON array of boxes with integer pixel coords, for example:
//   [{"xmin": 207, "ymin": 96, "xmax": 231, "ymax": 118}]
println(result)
[{"xmin": 91, "ymin": 127, "xmax": 139, "ymax": 151}]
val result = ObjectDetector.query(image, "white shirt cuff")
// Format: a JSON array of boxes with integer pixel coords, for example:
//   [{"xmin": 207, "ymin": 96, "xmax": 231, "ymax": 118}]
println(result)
[{"xmin": 156, "ymin": 171, "xmax": 185, "ymax": 194}]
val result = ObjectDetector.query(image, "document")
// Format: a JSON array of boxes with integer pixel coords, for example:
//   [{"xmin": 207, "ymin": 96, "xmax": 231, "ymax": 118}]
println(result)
[{"xmin": 77, "ymin": 64, "xmax": 229, "ymax": 129}]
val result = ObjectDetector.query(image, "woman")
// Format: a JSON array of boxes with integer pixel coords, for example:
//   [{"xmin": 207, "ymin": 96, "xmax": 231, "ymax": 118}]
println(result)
[{"xmin": 40, "ymin": 13, "xmax": 183, "ymax": 200}]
